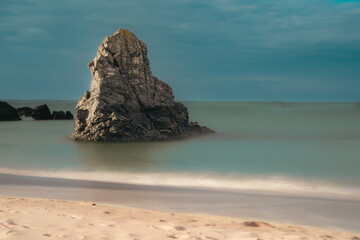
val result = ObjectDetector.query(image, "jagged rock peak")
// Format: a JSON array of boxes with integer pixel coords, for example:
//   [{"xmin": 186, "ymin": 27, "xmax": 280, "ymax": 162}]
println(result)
[{"xmin": 72, "ymin": 28, "xmax": 213, "ymax": 142}]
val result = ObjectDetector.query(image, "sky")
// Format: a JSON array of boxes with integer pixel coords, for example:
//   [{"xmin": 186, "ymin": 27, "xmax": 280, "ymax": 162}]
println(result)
[{"xmin": 0, "ymin": 0, "xmax": 359, "ymax": 101}]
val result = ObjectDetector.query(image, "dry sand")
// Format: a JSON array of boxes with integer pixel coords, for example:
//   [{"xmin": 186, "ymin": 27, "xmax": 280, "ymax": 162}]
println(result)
[{"xmin": 0, "ymin": 197, "xmax": 359, "ymax": 240}]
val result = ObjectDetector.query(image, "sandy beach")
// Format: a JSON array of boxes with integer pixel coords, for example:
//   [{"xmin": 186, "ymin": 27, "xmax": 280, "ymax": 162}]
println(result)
[
  {"xmin": 1, "ymin": 173, "xmax": 360, "ymax": 231},
  {"xmin": 0, "ymin": 173, "xmax": 360, "ymax": 239},
  {"xmin": 1, "ymin": 196, "xmax": 359, "ymax": 240}
]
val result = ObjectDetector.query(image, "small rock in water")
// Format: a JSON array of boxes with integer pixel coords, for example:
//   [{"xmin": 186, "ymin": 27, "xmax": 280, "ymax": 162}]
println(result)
[
  {"xmin": 0, "ymin": 101, "xmax": 21, "ymax": 121},
  {"xmin": 52, "ymin": 111, "xmax": 66, "ymax": 120},
  {"xmin": 32, "ymin": 104, "xmax": 52, "ymax": 120},
  {"xmin": 17, "ymin": 107, "xmax": 34, "ymax": 117},
  {"xmin": 65, "ymin": 111, "xmax": 74, "ymax": 119}
]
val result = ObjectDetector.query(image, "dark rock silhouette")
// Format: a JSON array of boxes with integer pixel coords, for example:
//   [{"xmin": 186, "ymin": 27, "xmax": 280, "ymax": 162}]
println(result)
[
  {"xmin": 65, "ymin": 111, "xmax": 74, "ymax": 120},
  {"xmin": 32, "ymin": 105, "xmax": 52, "ymax": 120},
  {"xmin": 0, "ymin": 101, "xmax": 21, "ymax": 121},
  {"xmin": 72, "ymin": 28, "xmax": 213, "ymax": 141},
  {"xmin": 52, "ymin": 111, "xmax": 66, "ymax": 120},
  {"xmin": 17, "ymin": 107, "xmax": 34, "ymax": 117}
]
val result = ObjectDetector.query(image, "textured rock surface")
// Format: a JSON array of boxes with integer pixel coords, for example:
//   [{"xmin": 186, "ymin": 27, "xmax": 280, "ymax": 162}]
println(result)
[
  {"xmin": 32, "ymin": 105, "xmax": 52, "ymax": 120},
  {"xmin": 17, "ymin": 107, "xmax": 34, "ymax": 117},
  {"xmin": 0, "ymin": 101, "xmax": 21, "ymax": 121},
  {"xmin": 72, "ymin": 28, "xmax": 213, "ymax": 141}
]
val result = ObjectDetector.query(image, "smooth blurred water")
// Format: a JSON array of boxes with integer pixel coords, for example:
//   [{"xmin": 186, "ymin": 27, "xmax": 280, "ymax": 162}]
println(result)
[{"xmin": 1, "ymin": 100, "xmax": 359, "ymax": 195}]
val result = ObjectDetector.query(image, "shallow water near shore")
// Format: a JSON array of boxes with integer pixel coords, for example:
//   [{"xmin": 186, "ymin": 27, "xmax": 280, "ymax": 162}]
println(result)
[{"xmin": 1, "ymin": 100, "xmax": 360, "ymax": 197}]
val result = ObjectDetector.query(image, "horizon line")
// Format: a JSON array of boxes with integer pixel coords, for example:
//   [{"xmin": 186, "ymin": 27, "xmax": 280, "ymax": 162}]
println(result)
[{"xmin": 2, "ymin": 98, "xmax": 360, "ymax": 103}]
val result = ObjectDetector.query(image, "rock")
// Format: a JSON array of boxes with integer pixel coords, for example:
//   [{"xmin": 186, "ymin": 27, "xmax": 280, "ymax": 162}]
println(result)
[
  {"xmin": 52, "ymin": 111, "xmax": 66, "ymax": 120},
  {"xmin": 65, "ymin": 111, "xmax": 74, "ymax": 120},
  {"xmin": 0, "ymin": 101, "xmax": 21, "ymax": 121},
  {"xmin": 32, "ymin": 104, "xmax": 52, "ymax": 120},
  {"xmin": 72, "ymin": 28, "xmax": 213, "ymax": 141},
  {"xmin": 17, "ymin": 107, "xmax": 34, "ymax": 117},
  {"xmin": 243, "ymin": 221, "xmax": 275, "ymax": 228}
]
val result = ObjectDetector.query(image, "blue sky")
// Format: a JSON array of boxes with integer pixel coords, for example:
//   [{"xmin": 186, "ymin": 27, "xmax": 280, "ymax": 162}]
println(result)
[{"xmin": 1, "ymin": 0, "xmax": 359, "ymax": 101}]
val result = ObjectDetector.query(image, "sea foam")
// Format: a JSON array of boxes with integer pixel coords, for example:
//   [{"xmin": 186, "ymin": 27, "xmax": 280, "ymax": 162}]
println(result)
[{"xmin": 0, "ymin": 168, "xmax": 359, "ymax": 198}]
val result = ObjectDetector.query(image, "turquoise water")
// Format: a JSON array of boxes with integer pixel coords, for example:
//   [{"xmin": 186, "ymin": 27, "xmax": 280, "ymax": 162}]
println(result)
[{"xmin": 1, "ymin": 100, "xmax": 360, "ymax": 195}]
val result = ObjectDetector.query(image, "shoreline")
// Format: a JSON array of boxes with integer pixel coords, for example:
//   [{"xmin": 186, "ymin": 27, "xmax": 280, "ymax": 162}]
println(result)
[
  {"xmin": 1, "ymin": 173, "xmax": 360, "ymax": 233},
  {"xmin": 1, "ymin": 167, "xmax": 359, "ymax": 199},
  {"xmin": 1, "ymin": 196, "xmax": 359, "ymax": 240}
]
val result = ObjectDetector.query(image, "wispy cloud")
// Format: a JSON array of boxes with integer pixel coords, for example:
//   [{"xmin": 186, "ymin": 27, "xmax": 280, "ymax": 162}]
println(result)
[
  {"xmin": 2, "ymin": 27, "xmax": 50, "ymax": 42},
  {"xmin": 0, "ymin": 0, "xmax": 359, "ymax": 100}
]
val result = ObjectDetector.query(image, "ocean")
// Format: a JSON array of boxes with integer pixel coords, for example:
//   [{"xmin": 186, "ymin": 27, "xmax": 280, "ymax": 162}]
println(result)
[{"xmin": 1, "ymin": 100, "xmax": 360, "ymax": 197}]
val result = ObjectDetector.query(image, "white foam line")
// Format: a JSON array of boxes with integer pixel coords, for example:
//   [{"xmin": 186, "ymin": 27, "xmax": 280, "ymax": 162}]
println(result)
[{"xmin": 0, "ymin": 168, "xmax": 359, "ymax": 197}]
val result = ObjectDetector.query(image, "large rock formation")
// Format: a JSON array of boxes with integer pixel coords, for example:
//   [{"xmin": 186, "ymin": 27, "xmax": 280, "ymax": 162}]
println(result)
[
  {"xmin": 0, "ymin": 101, "xmax": 21, "ymax": 121},
  {"xmin": 72, "ymin": 28, "xmax": 213, "ymax": 141}
]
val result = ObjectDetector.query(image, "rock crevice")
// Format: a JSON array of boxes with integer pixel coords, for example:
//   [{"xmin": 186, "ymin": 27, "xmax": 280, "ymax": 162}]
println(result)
[{"xmin": 72, "ymin": 28, "xmax": 213, "ymax": 142}]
